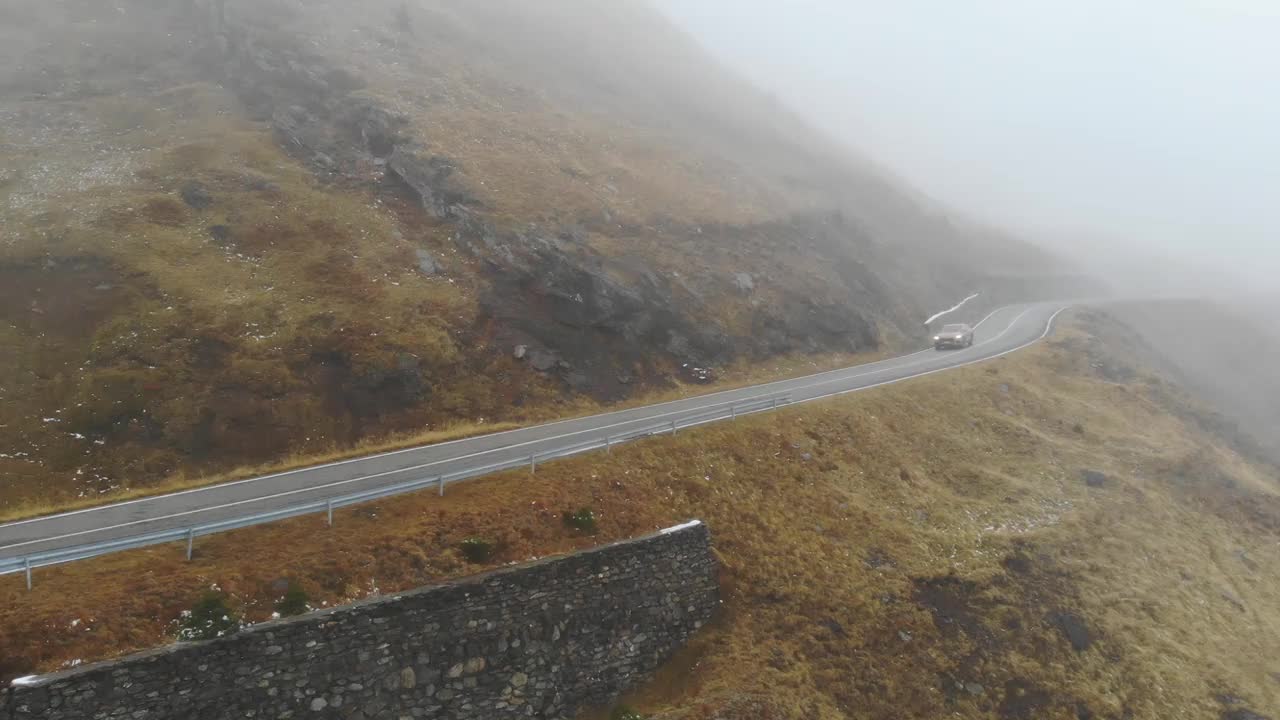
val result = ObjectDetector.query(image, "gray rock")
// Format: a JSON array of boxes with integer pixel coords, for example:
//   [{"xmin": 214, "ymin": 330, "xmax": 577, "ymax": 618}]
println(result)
[
  {"xmin": 388, "ymin": 146, "xmax": 474, "ymax": 219},
  {"xmin": 529, "ymin": 349, "xmax": 558, "ymax": 373},
  {"xmin": 208, "ymin": 225, "xmax": 232, "ymax": 245},
  {"xmin": 309, "ymin": 697, "xmax": 327, "ymax": 712},
  {"xmin": 964, "ymin": 682, "xmax": 985, "ymax": 696},
  {"xmin": 415, "ymin": 249, "xmax": 438, "ymax": 276},
  {"xmin": 1049, "ymin": 611, "xmax": 1094, "ymax": 651},
  {"xmin": 513, "ymin": 345, "xmax": 528, "ymax": 360},
  {"xmin": 733, "ymin": 272, "xmax": 754, "ymax": 293},
  {"xmin": 1081, "ymin": 470, "xmax": 1108, "ymax": 488}
]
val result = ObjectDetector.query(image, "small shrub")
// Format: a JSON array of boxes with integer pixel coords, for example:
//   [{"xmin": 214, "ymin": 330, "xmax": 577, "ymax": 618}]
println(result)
[
  {"xmin": 459, "ymin": 537, "xmax": 496, "ymax": 563},
  {"xmin": 177, "ymin": 591, "xmax": 242, "ymax": 641},
  {"xmin": 562, "ymin": 507, "xmax": 598, "ymax": 535},
  {"xmin": 611, "ymin": 707, "xmax": 647, "ymax": 720},
  {"xmin": 275, "ymin": 582, "xmax": 310, "ymax": 617},
  {"xmin": 1073, "ymin": 423, "xmax": 1085, "ymax": 434}
]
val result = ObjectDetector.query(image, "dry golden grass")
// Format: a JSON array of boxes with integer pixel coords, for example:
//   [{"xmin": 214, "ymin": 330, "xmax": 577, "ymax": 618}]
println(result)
[
  {"xmin": 0, "ymin": 79, "xmax": 571, "ymax": 519},
  {"xmin": 0, "ymin": 344, "xmax": 883, "ymax": 523},
  {"xmin": 0, "ymin": 420, "xmax": 519, "ymax": 524},
  {"xmin": 0, "ymin": 68, "xmax": 902, "ymax": 524},
  {"xmin": 4, "ymin": 314, "xmax": 1278, "ymax": 719},
  {"xmin": 1, "ymin": 0, "xmax": 945, "ymax": 529}
]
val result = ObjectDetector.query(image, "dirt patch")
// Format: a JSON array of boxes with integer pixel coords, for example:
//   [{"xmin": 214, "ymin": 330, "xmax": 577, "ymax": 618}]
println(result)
[
  {"xmin": 140, "ymin": 196, "xmax": 190, "ymax": 226},
  {"xmin": 0, "ymin": 257, "xmax": 134, "ymax": 338},
  {"xmin": 912, "ymin": 575, "xmax": 995, "ymax": 647},
  {"xmin": 997, "ymin": 679, "xmax": 1058, "ymax": 720}
]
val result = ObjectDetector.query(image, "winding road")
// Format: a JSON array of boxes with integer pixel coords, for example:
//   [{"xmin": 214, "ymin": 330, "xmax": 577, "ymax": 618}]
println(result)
[{"xmin": 0, "ymin": 301, "xmax": 1069, "ymax": 575}]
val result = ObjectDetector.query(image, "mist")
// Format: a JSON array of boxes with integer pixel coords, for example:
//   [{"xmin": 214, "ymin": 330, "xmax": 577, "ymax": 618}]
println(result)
[{"xmin": 653, "ymin": 0, "xmax": 1280, "ymax": 300}]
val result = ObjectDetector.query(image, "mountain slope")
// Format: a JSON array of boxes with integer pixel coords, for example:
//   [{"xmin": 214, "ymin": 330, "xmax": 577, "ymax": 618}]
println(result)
[
  {"xmin": 0, "ymin": 0, "xmax": 1062, "ymax": 511},
  {"xmin": 4, "ymin": 313, "xmax": 1277, "ymax": 720}
]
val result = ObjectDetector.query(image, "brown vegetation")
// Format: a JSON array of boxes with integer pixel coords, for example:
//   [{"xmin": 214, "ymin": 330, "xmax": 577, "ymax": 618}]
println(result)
[
  {"xmin": 0, "ymin": 0, "xmax": 956, "ymax": 520},
  {"xmin": 3, "ymin": 315, "xmax": 1277, "ymax": 719}
]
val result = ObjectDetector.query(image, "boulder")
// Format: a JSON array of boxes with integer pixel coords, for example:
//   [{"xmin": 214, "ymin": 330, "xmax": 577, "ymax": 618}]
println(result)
[
  {"xmin": 1081, "ymin": 470, "xmax": 1108, "ymax": 488},
  {"xmin": 529, "ymin": 349, "xmax": 558, "ymax": 372},
  {"xmin": 208, "ymin": 225, "xmax": 232, "ymax": 245},
  {"xmin": 1048, "ymin": 611, "xmax": 1093, "ymax": 651},
  {"xmin": 388, "ymin": 145, "xmax": 475, "ymax": 219},
  {"xmin": 414, "ymin": 249, "xmax": 438, "ymax": 276},
  {"xmin": 733, "ymin": 272, "xmax": 754, "ymax": 293}
]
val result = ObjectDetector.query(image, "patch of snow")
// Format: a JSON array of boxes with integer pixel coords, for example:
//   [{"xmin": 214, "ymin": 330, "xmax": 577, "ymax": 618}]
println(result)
[
  {"xmin": 11, "ymin": 675, "xmax": 41, "ymax": 687},
  {"xmin": 660, "ymin": 520, "xmax": 703, "ymax": 535}
]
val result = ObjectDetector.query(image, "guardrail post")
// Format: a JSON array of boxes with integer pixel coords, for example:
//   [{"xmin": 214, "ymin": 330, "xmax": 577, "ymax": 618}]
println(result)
[
  {"xmin": 438, "ymin": 476, "xmax": 446, "ymax": 496},
  {"xmin": 25, "ymin": 557, "xmax": 32, "ymax": 591},
  {"xmin": 772, "ymin": 396, "xmax": 778, "ymax": 410},
  {"xmin": 186, "ymin": 529, "xmax": 194, "ymax": 561},
  {"xmin": 731, "ymin": 403, "xmax": 738, "ymax": 420},
  {"xmin": 530, "ymin": 454, "xmax": 537, "ymax": 474},
  {"xmin": 326, "ymin": 499, "xmax": 334, "ymax": 527},
  {"xmin": 605, "ymin": 436, "xmax": 612, "ymax": 454}
]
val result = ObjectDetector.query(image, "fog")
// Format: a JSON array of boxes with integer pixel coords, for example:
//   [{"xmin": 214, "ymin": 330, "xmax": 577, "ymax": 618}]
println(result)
[{"xmin": 654, "ymin": 0, "xmax": 1280, "ymax": 299}]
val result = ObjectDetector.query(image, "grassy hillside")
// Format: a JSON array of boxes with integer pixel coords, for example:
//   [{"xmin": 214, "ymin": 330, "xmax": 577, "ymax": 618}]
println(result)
[
  {"xmin": 3, "ymin": 312, "xmax": 1277, "ymax": 719},
  {"xmin": 0, "ymin": 0, "xmax": 1064, "ymax": 514}
]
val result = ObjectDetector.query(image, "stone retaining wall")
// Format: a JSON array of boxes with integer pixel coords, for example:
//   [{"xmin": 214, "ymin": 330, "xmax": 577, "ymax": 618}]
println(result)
[{"xmin": 2, "ymin": 522, "xmax": 717, "ymax": 720}]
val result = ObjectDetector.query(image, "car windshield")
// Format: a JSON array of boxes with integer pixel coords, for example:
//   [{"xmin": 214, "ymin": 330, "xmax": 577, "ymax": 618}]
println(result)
[{"xmin": 941, "ymin": 324, "xmax": 966, "ymax": 332}]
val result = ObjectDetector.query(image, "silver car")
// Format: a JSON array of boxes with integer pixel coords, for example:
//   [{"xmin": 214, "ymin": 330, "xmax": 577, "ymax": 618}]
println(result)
[{"xmin": 934, "ymin": 323, "xmax": 975, "ymax": 350}]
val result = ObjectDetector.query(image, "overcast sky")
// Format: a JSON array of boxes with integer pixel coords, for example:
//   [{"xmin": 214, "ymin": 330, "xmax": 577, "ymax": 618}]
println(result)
[{"xmin": 654, "ymin": 1, "xmax": 1279, "ymax": 293}]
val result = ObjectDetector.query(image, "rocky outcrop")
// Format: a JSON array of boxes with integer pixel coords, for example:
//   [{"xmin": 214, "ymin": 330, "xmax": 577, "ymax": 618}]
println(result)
[
  {"xmin": 185, "ymin": 1, "xmax": 899, "ymax": 399},
  {"xmin": 387, "ymin": 146, "xmax": 477, "ymax": 220}
]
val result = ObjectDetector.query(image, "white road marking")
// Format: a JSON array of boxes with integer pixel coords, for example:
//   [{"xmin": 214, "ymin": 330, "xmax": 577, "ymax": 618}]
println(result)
[
  {"xmin": 0, "ymin": 304, "xmax": 1053, "ymax": 555},
  {"xmin": 0, "ymin": 307, "xmax": 1012, "ymax": 532}
]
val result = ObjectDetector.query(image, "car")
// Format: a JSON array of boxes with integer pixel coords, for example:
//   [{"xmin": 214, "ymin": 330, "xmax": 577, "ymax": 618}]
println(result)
[{"xmin": 934, "ymin": 323, "xmax": 975, "ymax": 350}]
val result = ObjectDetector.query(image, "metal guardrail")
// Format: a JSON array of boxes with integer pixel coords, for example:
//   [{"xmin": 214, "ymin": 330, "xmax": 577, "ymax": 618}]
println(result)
[{"xmin": 2, "ymin": 392, "xmax": 792, "ymax": 588}]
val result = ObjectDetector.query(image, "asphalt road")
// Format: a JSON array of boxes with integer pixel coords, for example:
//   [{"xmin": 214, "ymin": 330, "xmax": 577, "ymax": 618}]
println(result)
[{"xmin": 0, "ymin": 302, "xmax": 1069, "ymax": 568}]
